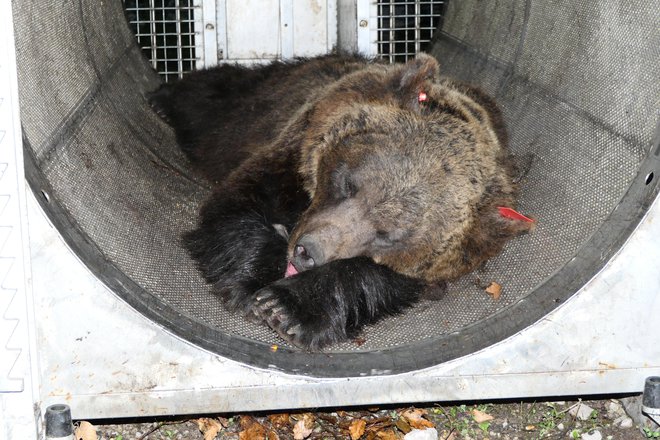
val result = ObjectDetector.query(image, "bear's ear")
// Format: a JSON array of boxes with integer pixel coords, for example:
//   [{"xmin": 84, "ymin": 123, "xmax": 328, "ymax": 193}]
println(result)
[{"xmin": 398, "ymin": 53, "xmax": 440, "ymax": 92}]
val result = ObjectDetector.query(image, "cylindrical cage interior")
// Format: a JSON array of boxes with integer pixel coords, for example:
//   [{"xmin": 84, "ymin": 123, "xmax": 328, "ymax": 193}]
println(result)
[{"xmin": 11, "ymin": 0, "xmax": 659, "ymax": 376}]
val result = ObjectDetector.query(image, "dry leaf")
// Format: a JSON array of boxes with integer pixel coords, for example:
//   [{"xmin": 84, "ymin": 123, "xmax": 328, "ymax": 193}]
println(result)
[
  {"xmin": 197, "ymin": 418, "xmax": 224, "ymax": 440},
  {"xmin": 293, "ymin": 419, "xmax": 313, "ymax": 440},
  {"xmin": 240, "ymin": 415, "xmax": 255, "ymax": 429},
  {"xmin": 354, "ymin": 337, "xmax": 367, "ymax": 346},
  {"xmin": 74, "ymin": 421, "xmax": 97, "ymax": 440},
  {"xmin": 293, "ymin": 413, "xmax": 314, "ymax": 440},
  {"xmin": 401, "ymin": 409, "xmax": 434, "ymax": 429},
  {"xmin": 268, "ymin": 430, "xmax": 280, "ymax": 440},
  {"xmin": 239, "ymin": 416, "xmax": 267, "ymax": 440},
  {"xmin": 485, "ymin": 281, "xmax": 502, "ymax": 300},
  {"xmin": 376, "ymin": 429, "xmax": 400, "ymax": 440},
  {"xmin": 471, "ymin": 409, "xmax": 494, "ymax": 423},
  {"xmin": 349, "ymin": 419, "xmax": 367, "ymax": 440},
  {"xmin": 395, "ymin": 418, "xmax": 412, "ymax": 434},
  {"xmin": 525, "ymin": 425, "xmax": 537, "ymax": 431},
  {"xmin": 268, "ymin": 413, "xmax": 290, "ymax": 428}
]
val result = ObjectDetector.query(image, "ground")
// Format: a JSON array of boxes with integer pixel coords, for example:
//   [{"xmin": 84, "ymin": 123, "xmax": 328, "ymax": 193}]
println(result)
[{"xmin": 79, "ymin": 397, "xmax": 659, "ymax": 440}]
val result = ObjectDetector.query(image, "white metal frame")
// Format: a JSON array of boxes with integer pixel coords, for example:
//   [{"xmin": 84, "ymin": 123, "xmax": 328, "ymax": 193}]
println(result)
[
  {"xmin": 197, "ymin": 0, "xmax": 218, "ymax": 68},
  {"xmin": 201, "ymin": 0, "xmax": 338, "ymax": 66},
  {"xmin": 0, "ymin": 1, "xmax": 39, "ymax": 436},
  {"xmin": 2, "ymin": 1, "xmax": 660, "ymax": 436}
]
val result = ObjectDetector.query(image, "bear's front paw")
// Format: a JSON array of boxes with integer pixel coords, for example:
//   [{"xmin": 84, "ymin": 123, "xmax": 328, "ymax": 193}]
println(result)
[{"xmin": 252, "ymin": 280, "xmax": 349, "ymax": 350}]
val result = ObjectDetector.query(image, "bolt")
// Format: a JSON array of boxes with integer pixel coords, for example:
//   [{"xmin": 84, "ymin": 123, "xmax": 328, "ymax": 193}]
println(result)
[
  {"xmin": 205, "ymin": 23, "xmax": 214, "ymax": 30},
  {"xmin": 359, "ymin": 19, "xmax": 368, "ymax": 27}
]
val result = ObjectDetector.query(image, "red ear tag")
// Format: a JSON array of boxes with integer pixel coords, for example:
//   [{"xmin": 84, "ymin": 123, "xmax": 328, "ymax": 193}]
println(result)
[
  {"xmin": 418, "ymin": 91, "xmax": 428, "ymax": 103},
  {"xmin": 498, "ymin": 206, "xmax": 534, "ymax": 223}
]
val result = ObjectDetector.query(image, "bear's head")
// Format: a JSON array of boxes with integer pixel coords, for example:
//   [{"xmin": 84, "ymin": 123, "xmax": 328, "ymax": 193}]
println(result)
[{"xmin": 285, "ymin": 54, "xmax": 530, "ymax": 283}]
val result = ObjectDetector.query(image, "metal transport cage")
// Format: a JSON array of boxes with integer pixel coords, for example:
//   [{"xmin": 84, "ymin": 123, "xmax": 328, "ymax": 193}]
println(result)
[{"xmin": 1, "ymin": 0, "xmax": 659, "ymax": 437}]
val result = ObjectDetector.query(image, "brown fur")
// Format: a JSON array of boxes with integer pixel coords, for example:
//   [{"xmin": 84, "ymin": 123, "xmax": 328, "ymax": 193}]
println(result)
[
  {"xmin": 152, "ymin": 54, "xmax": 533, "ymax": 348},
  {"xmin": 269, "ymin": 54, "xmax": 533, "ymax": 283}
]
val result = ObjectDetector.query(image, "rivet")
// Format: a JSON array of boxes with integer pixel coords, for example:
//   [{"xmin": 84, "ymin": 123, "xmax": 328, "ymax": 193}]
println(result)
[{"xmin": 359, "ymin": 19, "xmax": 368, "ymax": 27}]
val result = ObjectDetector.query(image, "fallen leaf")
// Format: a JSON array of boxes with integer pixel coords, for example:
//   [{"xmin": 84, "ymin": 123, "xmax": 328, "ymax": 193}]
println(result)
[
  {"xmin": 268, "ymin": 413, "xmax": 290, "ymax": 428},
  {"xmin": 293, "ymin": 413, "xmax": 314, "ymax": 440},
  {"xmin": 485, "ymin": 281, "xmax": 502, "ymax": 300},
  {"xmin": 354, "ymin": 337, "xmax": 367, "ymax": 346},
  {"xmin": 74, "ymin": 421, "xmax": 97, "ymax": 440},
  {"xmin": 376, "ymin": 429, "xmax": 400, "ymax": 440},
  {"xmin": 197, "ymin": 418, "xmax": 224, "ymax": 440},
  {"xmin": 395, "ymin": 417, "xmax": 412, "ymax": 434},
  {"xmin": 349, "ymin": 419, "xmax": 367, "ymax": 440},
  {"xmin": 239, "ymin": 416, "xmax": 267, "ymax": 440},
  {"xmin": 240, "ymin": 415, "xmax": 256, "ymax": 430},
  {"xmin": 401, "ymin": 409, "xmax": 434, "ymax": 430},
  {"xmin": 525, "ymin": 425, "xmax": 537, "ymax": 431},
  {"xmin": 317, "ymin": 413, "xmax": 338, "ymax": 424},
  {"xmin": 471, "ymin": 409, "xmax": 494, "ymax": 423},
  {"xmin": 365, "ymin": 418, "xmax": 394, "ymax": 432},
  {"xmin": 293, "ymin": 419, "xmax": 313, "ymax": 440},
  {"xmin": 268, "ymin": 430, "xmax": 280, "ymax": 440}
]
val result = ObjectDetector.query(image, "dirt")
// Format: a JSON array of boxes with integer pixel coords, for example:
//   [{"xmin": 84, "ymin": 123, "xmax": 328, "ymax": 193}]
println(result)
[{"xmin": 83, "ymin": 397, "xmax": 659, "ymax": 440}]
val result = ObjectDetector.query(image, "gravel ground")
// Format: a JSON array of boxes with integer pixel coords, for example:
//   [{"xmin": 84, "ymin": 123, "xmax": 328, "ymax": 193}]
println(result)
[{"xmin": 80, "ymin": 396, "xmax": 659, "ymax": 440}]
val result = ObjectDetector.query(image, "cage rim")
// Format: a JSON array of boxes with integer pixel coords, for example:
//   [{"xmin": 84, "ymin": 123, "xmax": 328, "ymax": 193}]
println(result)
[{"xmin": 23, "ymin": 114, "xmax": 660, "ymax": 377}]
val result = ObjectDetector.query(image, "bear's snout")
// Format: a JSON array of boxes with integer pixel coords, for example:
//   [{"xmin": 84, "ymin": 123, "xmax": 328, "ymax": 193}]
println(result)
[
  {"xmin": 292, "ymin": 237, "xmax": 324, "ymax": 272},
  {"xmin": 288, "ymin": 198, "xmax": 376, "ymax": 272}
]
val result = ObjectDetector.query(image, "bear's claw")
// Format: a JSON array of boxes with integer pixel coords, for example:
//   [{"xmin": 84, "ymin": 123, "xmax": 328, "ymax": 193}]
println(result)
[
  {"xmin": 251, "ymin": 283, "xmax": 342, "ymax": 350},
  {"xmin": 252, "ymin": 288, "xmax": 303, "ymax": 347}
]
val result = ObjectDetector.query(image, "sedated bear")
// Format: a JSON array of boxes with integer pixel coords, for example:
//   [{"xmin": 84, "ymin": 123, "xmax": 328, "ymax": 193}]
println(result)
[{"xmin": 149, "ymin": 54, "xmax": 533, "ymax": 350}]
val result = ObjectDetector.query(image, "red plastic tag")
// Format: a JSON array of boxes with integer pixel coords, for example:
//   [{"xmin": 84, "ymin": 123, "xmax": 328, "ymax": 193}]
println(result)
[
  {"xmin": 498, "ymin": 206, "xmax": 534, "ymax": 223},
  {"xmin": 418, "ymin": 91, "xmax": 428, "ymax": 103}
]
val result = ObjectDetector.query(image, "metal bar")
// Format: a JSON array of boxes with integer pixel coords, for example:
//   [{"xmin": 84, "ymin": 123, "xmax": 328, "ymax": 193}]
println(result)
[
  {"xmin": 415, "ymin": 0, "xmax": 420, "ymax": 59},
  {"xmin": 175, "ymin": 0, "xmax": 183, "ymax": 78},
  {"xmin": 149, "ymin": 0, "xmax": 158, "ymax": 72},
  {"xmin": 279, "ymin": 0, "xmax": 294, "ymax": 59},
  {"xmin": 356, "ymin": 0, "xmax": 371, "ymax": 55},
  {"xmin": 201, "ymin": 0, "xmax": 218, "ymax": 66}
]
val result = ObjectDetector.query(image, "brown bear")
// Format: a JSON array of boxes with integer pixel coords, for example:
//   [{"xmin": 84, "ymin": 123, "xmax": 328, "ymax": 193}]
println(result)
[{"xmin": 149, "ymin": 54, "xmax": 533, "ymax": 350}]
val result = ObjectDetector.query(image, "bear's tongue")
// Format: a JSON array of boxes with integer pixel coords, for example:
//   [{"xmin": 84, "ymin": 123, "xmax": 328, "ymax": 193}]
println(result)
[{"xmin": 285, "ymin": 261, "xmax": 299, "ymax": 278}]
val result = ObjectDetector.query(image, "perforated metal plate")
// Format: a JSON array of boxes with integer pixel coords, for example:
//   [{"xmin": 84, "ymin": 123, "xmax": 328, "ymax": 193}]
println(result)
[{"xmin": 11, "ymin": 0, "xmax": 660, "ymax": 376}]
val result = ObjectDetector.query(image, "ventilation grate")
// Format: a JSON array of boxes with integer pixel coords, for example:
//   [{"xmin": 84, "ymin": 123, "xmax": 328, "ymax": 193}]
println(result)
[
  {"xmin": 123, "ymin": 0, "xmax": 197, "ymax": 82},
  {"xmin": 375, "ymin": 0, "xmax": 445, "ymax": 63}
]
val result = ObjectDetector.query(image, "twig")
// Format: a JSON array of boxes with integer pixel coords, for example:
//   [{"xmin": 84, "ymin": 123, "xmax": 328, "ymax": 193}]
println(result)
[{"xmin": 137, "ymin": 420, "xmax": 187, "ymax": 440}]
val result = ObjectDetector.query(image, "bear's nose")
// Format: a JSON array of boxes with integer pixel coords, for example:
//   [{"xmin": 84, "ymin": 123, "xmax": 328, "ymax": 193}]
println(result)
[{"xmin": 292, "ymin": 237, "xmax": 323, "ymax": 271}]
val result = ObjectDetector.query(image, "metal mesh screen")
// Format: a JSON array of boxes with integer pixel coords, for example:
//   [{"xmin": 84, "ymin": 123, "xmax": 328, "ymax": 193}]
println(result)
[
  {"xmin": 123, "ymin": 0, "xmax": 197, "ymax": 82},
  {"xmin": 11, "ymin": 0, "xmax": 660, "ymax": 375},
  {"xmin": 375, "ymin": 0, "xmax": 445, "ymax": 63}
]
